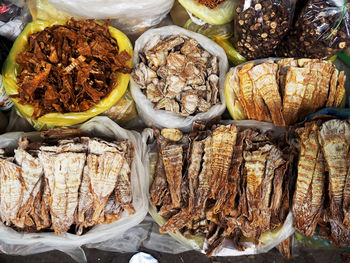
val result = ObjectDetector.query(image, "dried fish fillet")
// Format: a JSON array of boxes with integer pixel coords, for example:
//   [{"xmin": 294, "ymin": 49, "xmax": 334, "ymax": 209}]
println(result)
[
  {"xmin": 238, "ymin": 62, "xmax": 256, "ymax": 119},
  {"xmin": 249, "ymin": 62, "xmax": 285, "ymax": 126},
  {"xmin": 0, "ymin": 160, "xmax": 23, "ymax": 226},
  {"xmin": 39, "ymin": 152, "xmax": 85, "ymax": 234}
]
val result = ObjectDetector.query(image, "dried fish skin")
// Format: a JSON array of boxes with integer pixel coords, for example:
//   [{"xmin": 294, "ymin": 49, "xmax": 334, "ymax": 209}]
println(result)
[
  {"xmin": 39, "ymin": 152, "xmax": 85, "ymax": 234},
  {"xmin": 161, "ymin": 144, "xmax": 184, "ymax": 208},
  {"xmin": 248, "ymin": 62, "xmax": 285, "ymax": 126},
  {"xmin": 0, "ymin": 160, "xmax": 24, "ymax": 226},
  {"xmin": 319, "ymin": 120, "xmax": 350, "ymax": 222},
  {"xmin": 210, "ymin": 125, "xmax": 237, "ymax": 210},
  {"xmin": 293, "ymin": 122, "xmax": 325, "ymax": 236}
]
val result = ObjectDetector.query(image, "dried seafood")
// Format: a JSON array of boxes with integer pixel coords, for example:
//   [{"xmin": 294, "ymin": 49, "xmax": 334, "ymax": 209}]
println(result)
[
  {"xmin": 195, "ymin": 0, "xmax": 226, "ymax": 9},
  {"xmin": 12, "ymin": 19, "xmax": 131, "ymax": 119},
  {"xmin": 132, "ymin": 35, "xmax": 220, "ymax": 116},
  {"xmin": 0, "ymin": 131, "xmax": 135, "ymax": 235},
  {"xmin": 227, "ymin": 58, "xmax": 346, "ymax": 126},
  {"xmin": 293, "ymin": 119, "xmax": 350, "ymax": 247},
  {"xmin": 150, "ymin": 120, "xmax": 292, "ymax": 255}
]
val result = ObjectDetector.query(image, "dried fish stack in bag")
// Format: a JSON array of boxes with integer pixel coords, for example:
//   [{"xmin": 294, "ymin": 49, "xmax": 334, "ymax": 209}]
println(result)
[
  {"xmin": 131, "ymin": 26, "xmax": 228, "ymax": 132},
  {"xmin": 0, "ymin": 116, "xmax": 148, "ymax": 261},
  {"xmin": 233, "ymin": 0, "xmax": 295, "ymax": 60},
  {"xmin": 277, "ymin": 0, "xmax": 350, "ymax": 59},
  {"xmin": 148, "ymin": 119, "xmax": 294, "ymax": 257},
  {"xmin": 225, "ymin": 58, "xmax": 346, "ymax": 127},
  {"xmin": 293, "ymin": 118, "xmax": 350, "ymax": 247}
]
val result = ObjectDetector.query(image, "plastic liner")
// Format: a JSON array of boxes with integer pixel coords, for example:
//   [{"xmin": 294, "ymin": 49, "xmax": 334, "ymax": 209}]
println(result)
[
  {"xmin": 130, "ymin": 25, "xmax": 228, "ymax": 132},
  {"xmin": 145, "ymin": 120, "xmax": 294, "ymax": 256},
  {"xmin": 2, "ymin": 20, "xmax": 133, "ymax": 130},
  {"xmin": 27, "ymin": 0, "xmax": 175, "ymax": 37},
  {"xmin": 178, "ymin": 0, "xmax": 236, "ymax": 25},
  {"xmin": 0, "ymin": 116, "xmax": 149, "ymax": 262}
]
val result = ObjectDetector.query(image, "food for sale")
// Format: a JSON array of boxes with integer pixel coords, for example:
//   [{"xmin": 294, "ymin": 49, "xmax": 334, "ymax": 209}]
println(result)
[
  {"xmin": 11, "ymin": 19, "xmax": 131, "ymax": 119},
  {"xmin": 293, "ymin": 119, "xmax": 350, "ymax": 247},
  {"xmin": 132, "ymin": 35, "xmax": 220, "ymax": 117},
  {"xmin": 225, "ymin": 58, "xmax": 346, "ymax": 127},
  {"xmin": 195, "ymin": 0, "xmax": 226, "ymax": 8},
  {"xmin": 234, "ymin": 0, "xmax": 293, "ymax": 60},
  {"xmin": 0, "ymin": 129, "xmax": 135, "ymax": 235},
  {"xmin": 150, "ymin": 121, "xmax": 292, "ymax": 256},
  {"xmin": 277, "ymin": 0, "xmax": 350, "ymax": 59}
]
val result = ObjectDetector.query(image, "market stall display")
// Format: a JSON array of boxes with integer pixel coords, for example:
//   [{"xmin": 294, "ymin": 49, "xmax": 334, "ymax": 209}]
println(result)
[
  {"xmin": 225, "ymin": 58, "xmax": 346, "ymax": 127},
  {"xmin": 149, "ymin": 120, "xmax": 294, "ymax": 256},
  {"xmin": 293, "ymin": 119, "xmax": 350, "ymax": 247}
]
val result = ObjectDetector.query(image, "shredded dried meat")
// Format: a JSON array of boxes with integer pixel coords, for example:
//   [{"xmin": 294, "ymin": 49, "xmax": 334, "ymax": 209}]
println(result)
[{"xmin": 13, "ymin": 19, "xmax": 131, "ymax": 118}]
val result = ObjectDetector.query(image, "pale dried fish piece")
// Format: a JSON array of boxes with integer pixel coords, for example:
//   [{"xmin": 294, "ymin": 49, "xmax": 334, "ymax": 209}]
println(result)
[
  {"xmin": 198, "ymin": 97, "xmax": 212, "ymax": 113},
  {"xmin": 12, "ymin": 149, "xmax": 43, "ymax": 228},
  {"xmin": 238, "ymin": 62, "xmax": 256, "ymax": 119},
  {"xmin": 326, "ymin": 69, "xmax": 339, "ymax": 107},
  {"xmin": 40, "ymin": 142, "xmax": 87, "ymax": 153},
  {"xmin": 181, "ymin": 92, "xmax": 199, "ymax": 115},
  {"xmin": 161, "ymin": 128, "xmax": 183, "ymax": 142},
  {"xmin": 0, "ymin": 160, "xmax": 23, "ymax": 226},
  {"xmin": 334, "ymin": 71, "xmax": 346, "ymax": 107},
  {"xmin": 277, "ymin": 58, "xmax": 298, "ymax": 97},
  {"xmin": 87, "ymin": 151, "xmax": 125, "ymax": 223},
  {"xmin": 248, "ymin": 62, "xmax": 285, "ymax": 126},
  {"xmin": 207, "ymin": 56, "xmax": 218, "ymax": 76},
  {"xmin": 166, "ymin": 75, "xmax": 186, "ymax": 98},
  {"xmin": 31, "ymin": 177, "xmax": 51, "ymax": 230},
  {"xmin": 282, "ymin": 66, "xmax": 309, "ymax": 126},
  {"xmin": 180, "ymin": 38, "xmax": 201, "ymax": 57},
  {"xmin": 166, "ymin": 52, "xmax": 186, "ymax": 72},
  {"xmin": 210, "ymin": 125, "xmax": 237, "ymax": 213},
  {"xmin": 161, "ymin": 144, "xmax": 183, "ymax": 208},
  {"xmin": 39, "ymin": 152, "xmax": 85, "ymax": 234},
  {"xmin": 146, "ymin": 83, "xmax": 163, "ymax": 103},
  {"xmin": 151, "ymin": 35, "xmax": 186, "ymax": 53},
  {"xmin": 146, "ymin": 51, "xmax": 167, "ymax": 68},
  {"xmin": 154, "ymin": 98, "xmax": 180, "ymax": 113},
  {"xmin": 319, "ymin": 119, "xmax": 350, "ymax": 222},
  {"xmin": 208, "ymin": 74, "xmax": 219, "ymax": 105},
  {"xmin": 104, "ymin": 190, "xmax": 123, "ymax": 224},
  {"xmin": 83, "ymin": 137, "xmax": 120, "ymax": 155}
]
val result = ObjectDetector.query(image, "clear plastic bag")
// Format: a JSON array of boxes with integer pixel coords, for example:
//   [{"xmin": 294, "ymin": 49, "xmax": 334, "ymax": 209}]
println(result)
[
  {"xmin": 2, "ymin": 20, "xmax": 133, "ymax": 130},
  {"xmin": 0, "ymin": 116, "xmax": 149, "ymax": 262},
  {"xmin": 277, "ymin": 0, "xmax": 350, "ymax": 59},
  {"xmin": 130, "ymin": 25, "xmax": 228, "ymax": 132},
  {"xmin": 178, "ymin": 0, "xmax": 236, "ymax": 25},
  {"xmin": 27, "ymin": 0, "xmax": 175, "ymax": 37},
  {"xmin": 145, "ymin": 120, "xmax": 294, "ymax": 256},
  {"xmin": 234, "ymin": 0, "xmax": 295, "ymax": 60}
]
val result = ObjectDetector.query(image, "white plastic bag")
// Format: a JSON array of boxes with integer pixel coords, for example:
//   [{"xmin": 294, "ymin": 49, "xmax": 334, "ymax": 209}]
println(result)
[
  {"xmin": 42, "ymin": 0, "xmax": 174, "ymax": 36},
  {"xmin": 145, "ymin": 120, "xmax": 294, "ymax": 256},
  {"xmin": 130, "ymin": 25, "xmax": 228, "ymax": 132},
  {"xmin": 0, "ymin": 116, "xmax": 149, "ymax": 262}
]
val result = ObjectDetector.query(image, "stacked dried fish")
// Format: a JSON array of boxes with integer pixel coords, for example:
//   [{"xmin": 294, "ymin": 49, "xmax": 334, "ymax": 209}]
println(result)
[
  {"xmin": 293, "ymin": 119, "xmax": 350, "ymax": 247},
  {"xmin": 13, "ymin": 19, "xmax": 132, "ymax": 119},
  {"xmin": 150, "ymin": 121, "xmax": 292, "ymax": 255},
  {"xmin": 0, "ymin": 133, "xmax": 135, "ymax": 235},
  {"xmin": 132, "ymin": 35, "xmax": 220, "ymax": 116},
  {"xmin": 226, "ymin": 58, "xmax": 346, "ymax": 126}
]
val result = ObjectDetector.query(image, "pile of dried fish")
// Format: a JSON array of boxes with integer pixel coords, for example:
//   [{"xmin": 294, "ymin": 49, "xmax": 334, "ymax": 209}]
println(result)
[
  {"xmin": 0, "ymin": 132, "xmax": 135, "ymax": 235},
  {"xmin": 150, "ymin": 121, "xmax": 292, "ymax": 255},
  {"xmin": 227, "ymin": 58, "xmax": 346, "ymax": 126},
  {"xmin": 132, "ymin": 35, "xmax": 220, "ymax": 116},
  {"xmin": 13, "ymin": 19, "xmax": 131, "ymax": 119},
  {"xmin": 293, "ymin": 119, "xmax": 350, "ymax": 247},
  {"xmin": 195, "ymin": 0, "xmax": 226, "ymax": 8}
]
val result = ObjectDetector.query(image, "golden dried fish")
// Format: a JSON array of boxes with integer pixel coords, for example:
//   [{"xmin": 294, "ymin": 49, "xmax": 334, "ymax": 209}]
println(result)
[
  {"xmin": 0, "ymin": 160, "xmax": 23, "ymax": 226},
  {"xmin": 248, "ymin": 62, "xmax": 285, "ymax": 126},
  {"xmin": 12, "ymin": 149, "xmax": 43, "ymax": 228},
  {"xmin": 161, "ymin": 128, "xmax": 183, "ymax": 142},
  {"xmin": 293, "ymin": 122, "xmax": 325, "ymax": 236},
  {"xmin": 334, "ymin": 71, "xmax": 346, "ymax": 107},
  {"xmin": 326, "ymin": 69, "xmax": 339, "ymax": 107},
  {"xmin": 282, "ymin": 66, "xmax": 309, "ymax": 126},
  {"xmin": 161, "ymin": 141, "xmax": 184, "ymax": 209},
  {"xmin": 210, "ymin": 125, "xmax": 237, "ymax": 213},
  {"xmin": 238, "ymin": 62, "xmax": 256, "ymax": 119},
  {"xmin": 159, "ymin": 209, "xmax": 190, "ymax": 234},
  {"xmin": 319, "ymin": 120, "xmax": 350, "ymax": 222},
  {"xmin": 277, "ymin": 58, "xmax": 298, "ymax": 97},
  {"xmin": 30, "ymin": 177, "xmax": 51, "ymax": 230},
  {"xmin": 39, "ymin": 152, "xmax": 85, "ymax": 234}
]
